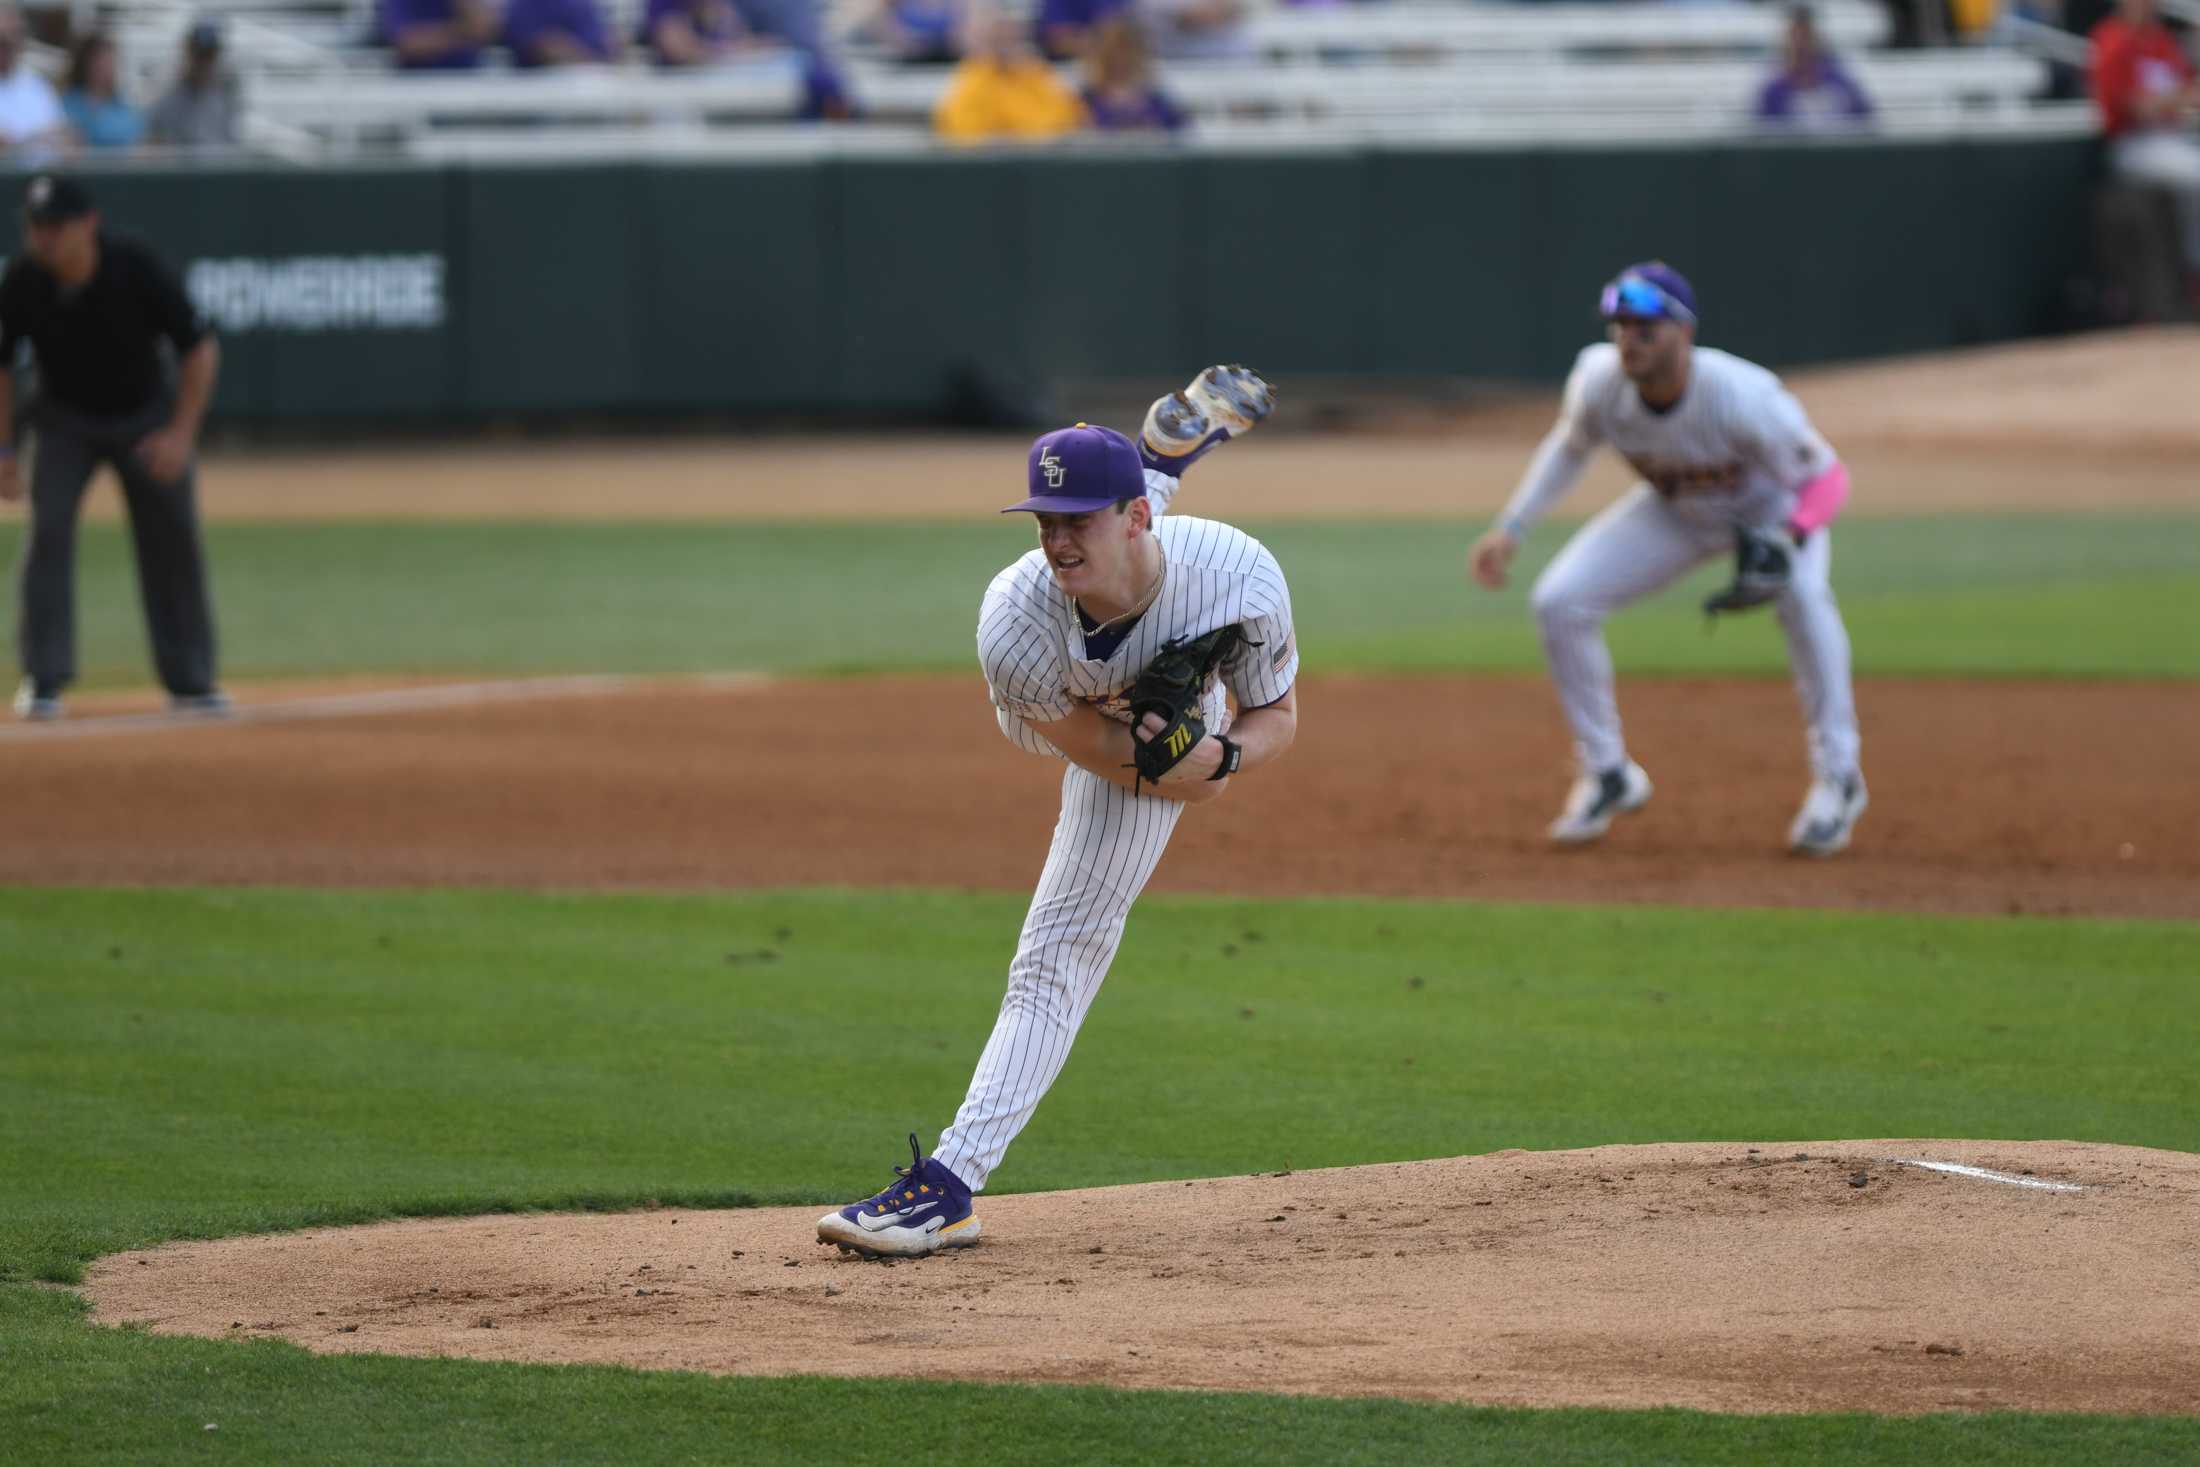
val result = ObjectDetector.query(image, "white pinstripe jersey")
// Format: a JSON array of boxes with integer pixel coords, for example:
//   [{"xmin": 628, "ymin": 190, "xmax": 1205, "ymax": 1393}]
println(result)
[
  {"xmin": 1557, "ymin": 343, "xmax": 1838, "ymax": 527},
  {"xmin": 978, "ymin": 498, "xmax": 1298, "ymax": 760}
]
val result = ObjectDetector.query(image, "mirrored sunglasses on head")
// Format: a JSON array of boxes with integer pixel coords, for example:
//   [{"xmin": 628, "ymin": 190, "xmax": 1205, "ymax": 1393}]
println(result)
[{"xmin": 1599, "ymin": 276, "xmax": 1696, "ymax": 325}]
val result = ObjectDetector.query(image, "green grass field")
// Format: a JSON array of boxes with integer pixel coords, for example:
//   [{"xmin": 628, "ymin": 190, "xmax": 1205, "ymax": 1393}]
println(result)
[
  {"xmin": 2, "ymin": 513, "xmax": 2194, "ymax": 687},
  {"xmin": 5, "ymin": 504, "xmax": 2197, "ymax": 1463},
  {"xmin": 5, "ymin": 889, "xmax": 2198, "ymax": 1462}
]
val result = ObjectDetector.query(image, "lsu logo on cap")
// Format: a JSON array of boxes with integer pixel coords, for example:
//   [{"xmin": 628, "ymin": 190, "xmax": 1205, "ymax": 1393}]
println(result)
[{"xmin": 1039, "ymin": 448, "xmax": 1066, "ymax": 487}]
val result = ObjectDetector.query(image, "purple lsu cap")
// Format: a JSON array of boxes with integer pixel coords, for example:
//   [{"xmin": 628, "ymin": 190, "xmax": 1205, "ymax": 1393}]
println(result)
[
  {"xmin": 1002, "ymin": 423, "xmax": 1146, "ymax": 514},
  {"xmin": 1599, "ymin": 261, "xmax": 1698, "ymax": 324}
]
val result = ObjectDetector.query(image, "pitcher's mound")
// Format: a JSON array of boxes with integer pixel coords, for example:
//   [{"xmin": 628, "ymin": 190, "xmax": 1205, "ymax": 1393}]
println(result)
[{"xmin": 85, "ymin": 1140, "xmax": 2199, "ymax": 1416}]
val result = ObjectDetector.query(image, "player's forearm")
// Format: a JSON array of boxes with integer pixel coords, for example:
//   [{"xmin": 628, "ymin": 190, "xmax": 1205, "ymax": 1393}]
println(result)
[
  {"xmin": 1090, "ymin": 746, "xmax": 1224, "ymax": 803},
  {"xmin": 1495, "ymin": 426, "xmax": 1590, "ymax": 536},
  {"xmin": 1072, "ymin": 715, "xmax": 1221, "ymax": 803},
  {"xmin": 169, "ymin": 338, "xmax": 219, "ymax": 438},
  {"xmin": 1225, "ymin": 693, "xmax": 1296, "ymax": 774},
  {"xmin": 1787, "ymin": 460, "xmax": 1850, "ymax": 537},
  {"xmin": 1025, "ymin": 703, "xmax": 1224, "ymax": 803}
]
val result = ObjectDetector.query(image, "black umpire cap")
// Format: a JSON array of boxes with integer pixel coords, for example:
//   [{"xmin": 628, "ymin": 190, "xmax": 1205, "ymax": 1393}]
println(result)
[{"xmin": 24, "ymin": 174, "xmax": 96, "ymax": 224}]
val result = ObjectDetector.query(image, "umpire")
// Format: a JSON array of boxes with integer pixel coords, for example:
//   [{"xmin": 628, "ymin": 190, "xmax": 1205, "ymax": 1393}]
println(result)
[{"xmin": 2, "ymin": 173, "xmax": 225, "ymax": 721}]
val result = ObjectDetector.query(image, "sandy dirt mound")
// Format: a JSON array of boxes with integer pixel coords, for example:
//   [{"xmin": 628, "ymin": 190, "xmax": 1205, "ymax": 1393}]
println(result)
[
  {"xmin": 6, "ymin": 675, "xmax": 2194, "ymax": 919},
  {"xmin": 82, "ymin": 1140, "xmax": 2200, "ymax": 1416}
]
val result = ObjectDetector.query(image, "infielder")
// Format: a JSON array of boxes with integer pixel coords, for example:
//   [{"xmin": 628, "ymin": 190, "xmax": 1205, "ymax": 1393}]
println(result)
[
  {"xmin": 1468, "ymin": 263, "xmax": 1865, "ymax": 856},
  {"xmin": 819, "ymin": 366, "xmax": 1298, "ymax": 1257}
]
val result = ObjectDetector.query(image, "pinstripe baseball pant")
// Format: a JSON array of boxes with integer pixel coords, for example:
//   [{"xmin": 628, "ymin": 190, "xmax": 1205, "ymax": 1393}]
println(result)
[{"xmin": 932, "ymin": 763, "xmax": 1185, "ymax": 1192}]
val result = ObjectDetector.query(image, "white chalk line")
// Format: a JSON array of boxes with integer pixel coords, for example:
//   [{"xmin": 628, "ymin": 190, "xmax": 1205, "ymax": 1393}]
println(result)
[
  {"xmin": 1884, "ymin": 1158, "xmax": 2093, "ymax": 1193},
  {"xmin": 0, "ymin": 672, "xmax": 771, "ymax": 742}
]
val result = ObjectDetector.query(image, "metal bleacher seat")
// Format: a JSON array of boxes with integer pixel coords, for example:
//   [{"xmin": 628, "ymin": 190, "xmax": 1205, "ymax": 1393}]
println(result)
[
  {"xmin": 81, "ymin": 0, "xmax": 2089, "ymax": 160},
  {"xmin": 1235, "ymin": 0, "xmax": 1889, "ymax": 59},
  {"xmin": 849, "ymin": 49, "xmax": 2051, "ymax": 120},
  {"xmin": 241, "ymin": 49, "xmax": 2058, "ymax": 151}
]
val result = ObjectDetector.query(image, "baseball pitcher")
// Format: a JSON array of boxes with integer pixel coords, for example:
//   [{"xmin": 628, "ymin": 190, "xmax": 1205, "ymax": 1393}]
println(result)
[
  {"xmin": 819, "ymin": 366, "xmax": 1298, "ymax": 1257},
  {"xmin": 1468, "ymin": 263, "xmax": 1866, "ymax": 856}
]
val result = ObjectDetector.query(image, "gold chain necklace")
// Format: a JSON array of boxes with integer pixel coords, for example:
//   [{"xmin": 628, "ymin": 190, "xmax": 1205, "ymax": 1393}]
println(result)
[{"xmin": 1081, "ymin": 547, "xmax": 1167, "ymax": 635}]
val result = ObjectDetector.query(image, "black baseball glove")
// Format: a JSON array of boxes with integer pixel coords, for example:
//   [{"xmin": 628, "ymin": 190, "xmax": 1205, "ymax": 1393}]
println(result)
[
  {"xmin": 1126, "ymin": 625, "xmax": 1247, "ymax": 789},
  {"xmin": 1702, "ymin": 524, "xmax": 1801, "ymax": 616}
]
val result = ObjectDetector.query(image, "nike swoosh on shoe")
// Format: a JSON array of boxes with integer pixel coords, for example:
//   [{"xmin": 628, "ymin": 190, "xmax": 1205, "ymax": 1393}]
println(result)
[{"xmin": 855, "ymin": 1201, "xmax": 939, "ymax": 1233}]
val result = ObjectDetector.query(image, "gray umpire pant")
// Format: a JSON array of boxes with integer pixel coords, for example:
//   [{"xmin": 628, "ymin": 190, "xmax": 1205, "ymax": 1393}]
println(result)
[{"xmin": 16, "ymin": 396, "xmax": 219, "ymax": 699}]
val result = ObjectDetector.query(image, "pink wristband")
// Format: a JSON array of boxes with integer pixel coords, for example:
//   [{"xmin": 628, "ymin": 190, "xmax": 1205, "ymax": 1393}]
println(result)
[{"xmin": 1789, "ymin": 461, "xmax": 1850, "ymax": 536}]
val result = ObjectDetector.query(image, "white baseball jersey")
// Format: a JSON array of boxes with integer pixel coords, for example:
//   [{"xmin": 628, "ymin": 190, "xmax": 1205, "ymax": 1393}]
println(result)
[
  {"xmin": 933, "ymin": 475, "xmax": 1298, "ymax": 1193},
  {"xmin": 977, "ymin": 512, "xmax": 1298, "ymax": 754},
  {"xmin": 1504, "ymin": 342, "xmax": 1860, "ymax": 786},
  {"xmin": 1503, "ymin": 343, "xmax": 1837, "ymax": 535}
]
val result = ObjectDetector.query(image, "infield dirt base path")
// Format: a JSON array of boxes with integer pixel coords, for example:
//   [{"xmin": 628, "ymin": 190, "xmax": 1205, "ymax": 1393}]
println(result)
[
  {"xmin": 84, "ymin": 1140, "xmax": 2200, "ymax": 1416},
  {"xmin": 174, "ymin": 327, "xmax": 2200, "ymax": 522},
  {"xmin": 7, "ymin": 674, "xmax": 2195, "ymax": 918}
]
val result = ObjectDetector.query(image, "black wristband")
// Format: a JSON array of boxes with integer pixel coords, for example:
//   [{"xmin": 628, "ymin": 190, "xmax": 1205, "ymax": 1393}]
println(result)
[{"xmin": 1208, "ymin": 734, "xmax": 1241, "ymax": 780}]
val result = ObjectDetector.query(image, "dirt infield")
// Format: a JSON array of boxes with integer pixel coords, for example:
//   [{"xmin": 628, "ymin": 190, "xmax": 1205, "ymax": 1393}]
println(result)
[
  {"xmin": 175, "ymin": 432, "xmax": 2198, "ymax": 523},
  {"xmin": 130, "ymin": 325, "xmax": 2196, "ymax": 523},
  {"xmin": 44, "ymin": 329, "xmax": 2200, "ymax": 1417},
  {"xmin": 7, "ymin": 674, "xmax": 2195, "ymax": 918},
  {"xmin": 84, "ymin": 1139, "xmax": 2200, "ymax": 1416}
]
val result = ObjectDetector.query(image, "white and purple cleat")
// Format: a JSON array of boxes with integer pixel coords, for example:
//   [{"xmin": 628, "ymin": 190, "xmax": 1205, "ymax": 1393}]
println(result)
[
  {"xmin": 816, "ymin": 1133, "xmax": 981, "ymax": 1258},
  {"xmin": 1139, "ymin": 364, "xmax": 1276, "ymax": 475}
]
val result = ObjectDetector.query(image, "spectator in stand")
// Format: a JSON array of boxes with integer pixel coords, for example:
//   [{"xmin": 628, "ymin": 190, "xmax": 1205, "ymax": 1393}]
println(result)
[
  {"xmin": 746, "ymin": 0, "xmax": 855, "ymax": 116},
  {"xmin": 643, "ymin": 0, "xmax": 852, "ymax": 117},
  {"xmin": 0, "ymin": 6, "xmax": 68, "ymax": 162},
  {"xmin": 1080, "ymin": 15, "xmax": 1185, "ymax": 131},
  {"xmin": 644, "ymin": 0, "xmax": 756, "ymax": 64},
  {"xmin": 856, "ymin": 0, "xmax": 965, "ymax": 65},
  {"xmin": 1035, "ymin": 0, "xmax": 1128, "ymax": 62},
  {"xmin": 381, "ymin": 0, "xmax": 500, "ymax": 69},
  {"xmin": 61, "ymin": 33, "xmax": 143, "ymax": 150},
  {"xmin": 1140, "ymin": 0, "xmax": 1250, "ymax": 63},
  {"xmin": 505, "ymin": 0, "xmax": 619, "ymax": 65},
  {"xmin": 146, "ymin": 21, "xmax": 241, "ymax": 150},
  {"xmin": 2090, "ymin": 0, "xmax": 2200, "ymax": 271},
  {"xmin": 1755, "ymin": 6, "xmax": 1874, "ymax": 130},
  {"xmin": 936, "ymin": 8, "xmax": 1086, "ymax": 139}
]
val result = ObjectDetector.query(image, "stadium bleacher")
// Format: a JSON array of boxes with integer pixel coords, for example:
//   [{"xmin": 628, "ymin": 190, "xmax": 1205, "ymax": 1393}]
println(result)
[{"xmin": 43, "ymin": 0, "xmax": 2103, "ymax": 162}]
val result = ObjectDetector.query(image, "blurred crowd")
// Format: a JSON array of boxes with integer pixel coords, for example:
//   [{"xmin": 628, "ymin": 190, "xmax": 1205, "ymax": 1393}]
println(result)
[
  {"xmin": 369, "ymin": 0, "xmax": 1214, "ymax": 130},
  {"xmin": 933, "ymin": 9, "xmax": 1185, "ymax": 138},
  {"xmin": 379, "ymin": 0, "xmax": 856, "ymax": 113},
  {"xmin": 0, "ymin": 0, "xmax": 2190, "ymax": 209},
  {"xmin": 0, "ymin": 4, "xmax": 237, "ymax": 161},
  {"xmin": 929, "ymin": 0, "xmax": 1885, "ymax": 143}
]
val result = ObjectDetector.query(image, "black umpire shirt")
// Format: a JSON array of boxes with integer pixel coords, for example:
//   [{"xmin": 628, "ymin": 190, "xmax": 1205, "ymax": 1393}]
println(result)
[{"xmin": 0, "ymin": 233, "xmax": 208, "ymax": 418}]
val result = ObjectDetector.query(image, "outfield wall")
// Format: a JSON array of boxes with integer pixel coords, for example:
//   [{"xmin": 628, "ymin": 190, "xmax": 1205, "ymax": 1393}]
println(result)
[{"xmin": 76, "ymin": 138, "xmax": 2096, "ymax": 424}]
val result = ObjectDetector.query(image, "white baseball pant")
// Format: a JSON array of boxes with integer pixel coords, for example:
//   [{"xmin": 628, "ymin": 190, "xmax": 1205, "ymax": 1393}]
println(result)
[
  {"xmin": 1530, "ymin": 484, "xmax": 1860, "ymax": 783},
  {"xmin": 932, "ymin": 763, "xmax": 1186, "ymax": 1192}
]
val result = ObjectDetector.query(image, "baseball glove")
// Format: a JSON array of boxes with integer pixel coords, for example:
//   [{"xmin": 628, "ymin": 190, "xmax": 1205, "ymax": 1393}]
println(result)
[
  {"xmin": 1702, "ymin": 524, "xmax": 1800, "ymax": 616},
  {"xmin": 1126, "ymin": 625, "xmax": 1247, "ymax": 789}
]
